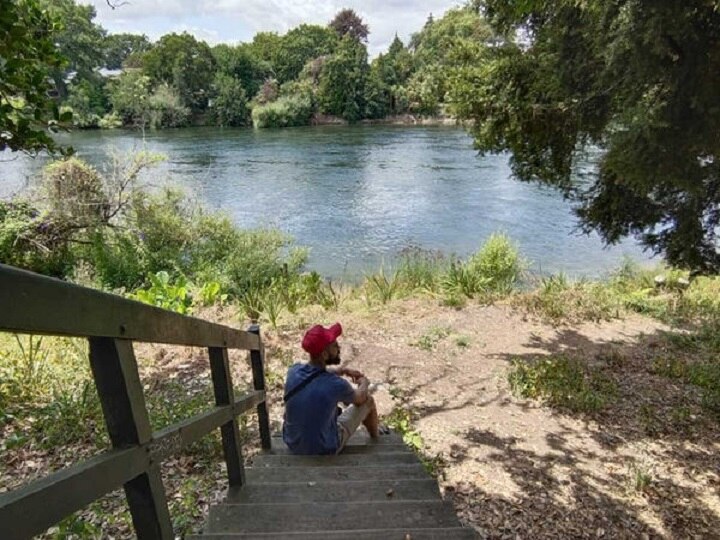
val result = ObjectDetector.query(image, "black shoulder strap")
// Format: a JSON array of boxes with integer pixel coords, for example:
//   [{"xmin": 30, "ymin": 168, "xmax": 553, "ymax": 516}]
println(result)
[{"xmin": 283, "ymin": 369, "xmax": 325, "ymax": 403}]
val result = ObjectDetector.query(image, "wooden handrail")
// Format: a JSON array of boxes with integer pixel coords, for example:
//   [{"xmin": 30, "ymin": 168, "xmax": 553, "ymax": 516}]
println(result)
[
  {"xmin": 0, "ymin": 264, "xmax": 272, "ymax": 540},
  {"xmin": 0, "ymin": 264, "xmax": 260, "ymax": 349}
]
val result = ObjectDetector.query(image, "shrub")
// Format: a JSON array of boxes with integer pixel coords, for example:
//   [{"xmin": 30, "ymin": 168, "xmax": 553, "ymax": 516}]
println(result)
[
  {"xmin": 396, "ymin": 247, "xmax": 447, "ymax": 293},
  {"xmin": 42, "ymin": 158, "xmax": 108, "ymax": 226},
  {"xmin": 147, "ymin": 84, "xmax": 190, "ymax": 128},
  {"xmin": 466, "ymin": 233, "xmax": 523, "ymax": 295},
  {"xmin": 251, "ymin": 94, "xmax": 314, "ymax": 128},
  {"xmin": 509, "ymin": 356, "xmax": 617, "ymax": 413},
  {"xmin": 98, "ymin": 111, "xmax": 123, "ymax": 129},
  {"xmin": 129, "ymin": 271, "xmax": 193, "ymax": 314},
  {"xmin": 0, "ymin": 201, "xmax": 76, "ymax": 277}
]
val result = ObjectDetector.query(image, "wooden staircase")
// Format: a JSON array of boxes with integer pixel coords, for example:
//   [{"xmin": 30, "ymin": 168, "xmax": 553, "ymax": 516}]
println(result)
[{"xmin": 190, "ymin": 431, "xmax": 478, "ymax": 539}]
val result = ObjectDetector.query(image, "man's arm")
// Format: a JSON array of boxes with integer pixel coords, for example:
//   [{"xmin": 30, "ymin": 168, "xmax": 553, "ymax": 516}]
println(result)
[
  {"xmin": 327, "ymin": 366, "xmax": 364, "ymax": 382},
  {"xmin": 327, "ymin": 366, "xmax": 369, "ymax": 405},
  {"xmin": 352, "ymin": 376, "xmax": 370, "ymax": 406}
]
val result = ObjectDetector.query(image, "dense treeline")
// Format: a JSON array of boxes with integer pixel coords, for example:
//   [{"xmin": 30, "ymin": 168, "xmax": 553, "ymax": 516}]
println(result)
[{"xmin": 39, "ymin": 2, "xmax": 494, "ymax": 130}]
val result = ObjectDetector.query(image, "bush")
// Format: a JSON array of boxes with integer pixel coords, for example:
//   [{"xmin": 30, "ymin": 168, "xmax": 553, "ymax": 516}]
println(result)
[
  {"xmin": 42, "ymin": 158, "xmax": 108, "ymax": 226},
  {"xmin": 396, "ymin": 247, "xmax": 447, "ymax": 293},
  {"xmin": 518, "ymin": 274, "xmax": 620, "ymax": 323},
  {"xmin": 147, "ymin": 84, "xmax": 190, "ymax": 128},
  {"xmin": 509, "ymin": 356, "xmax": 617, "ymax": 413},
  {"xmin": 467, "ymin": 233, "xmax": 523, "ymax": 295},
  {"xmin": 98, "ymin": 112, "xmax": 123, "ymax": 129},
  {"xmin": 0, "ymin": 201, "xmax": 76, "ymax": 277},
  {"xmin": 129, "ymin": 271, "xmax": 193, "ymax": 314},
  {"xmin": 251, "ymin": 94, "xmax": 314, "ymax": 128}
]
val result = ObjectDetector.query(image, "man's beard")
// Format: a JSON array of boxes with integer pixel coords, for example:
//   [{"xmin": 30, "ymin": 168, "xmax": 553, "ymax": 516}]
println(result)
[{"xmin": 326, "ymin": 354, "xmax": 341, "ymax": 366}]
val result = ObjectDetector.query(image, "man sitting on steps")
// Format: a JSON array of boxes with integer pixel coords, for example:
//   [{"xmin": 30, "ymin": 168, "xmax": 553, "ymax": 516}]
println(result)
[{"xmin": 282, "ymin": 322, "xmax": 380, "ymax": 455}]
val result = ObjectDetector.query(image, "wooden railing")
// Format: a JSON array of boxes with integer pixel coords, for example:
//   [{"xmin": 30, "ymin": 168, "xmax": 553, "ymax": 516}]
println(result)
[{"xmin": 0, "ymin": 264, "xmax": 271, "ymax": 539}]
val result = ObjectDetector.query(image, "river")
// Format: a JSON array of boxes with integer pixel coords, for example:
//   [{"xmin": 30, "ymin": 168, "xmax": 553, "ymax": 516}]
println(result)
[{"xmin": 0, "ymin": 125, "xmax": 652, "ymax": 279}]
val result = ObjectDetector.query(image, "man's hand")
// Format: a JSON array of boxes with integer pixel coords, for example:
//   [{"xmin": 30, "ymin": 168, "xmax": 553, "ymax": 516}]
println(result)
[{"xmin": 343, "ymin": 367, "xmax": 365, "ymax": 383}]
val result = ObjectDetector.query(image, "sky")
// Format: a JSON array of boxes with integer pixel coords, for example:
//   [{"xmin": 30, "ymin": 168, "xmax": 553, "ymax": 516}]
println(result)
[{"xmin": 79, "ymin": 0, "xmax": 464, "ymax": 57}]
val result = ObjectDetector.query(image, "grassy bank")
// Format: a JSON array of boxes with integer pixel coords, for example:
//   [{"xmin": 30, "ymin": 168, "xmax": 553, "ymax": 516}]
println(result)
[{"xmin": 2, "ymin": 155, "xmax": 719, "ymax": 536}]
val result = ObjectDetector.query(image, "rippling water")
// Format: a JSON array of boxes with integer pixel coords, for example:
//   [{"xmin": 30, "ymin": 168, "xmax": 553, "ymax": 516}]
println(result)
[{"xmin": 0, "ymin": 125, "xmax": 652, "ymax": 278}]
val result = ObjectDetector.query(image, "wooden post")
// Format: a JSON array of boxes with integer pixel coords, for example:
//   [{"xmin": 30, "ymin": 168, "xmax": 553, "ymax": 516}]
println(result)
[
  {"xmin": 88, "ymin": 338, "xmax": 173, "ymax": 540},
  {"xmin": 209, "ymin": 347, "xmax": 246, "ymax": 486},
  {"xmin": 248, "ymin": 324, "xmax": 272, "ymax": 450}
]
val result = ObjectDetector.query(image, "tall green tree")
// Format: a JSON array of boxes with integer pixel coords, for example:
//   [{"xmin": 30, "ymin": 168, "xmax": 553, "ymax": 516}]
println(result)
[
  {"xmin": 371, "ymin": 35, "xmax": 414, "ymax": 114},
  {"xmin": 212, "ymin": 43, "xmax": 271, "ymax": 99},
  {"xmin": 210, "ymin": 73, "xmax": 249, "ymax": 127},
  {"xmin": 329, "ymin": 8, "xmax": 369, "ymax": 42},
  {"xmin": 142, "ymin": 33, "xmax": 216, "ymax": 110},
  {"xmin": 104, "ymin": 33, "xmax": 150, "ymax": 70},
  {"xmin": 449, "ymin": 1, "xmax": 720, "ymax": 273},
  {"xmin": 0, "ymin": 0, "xmax": 69, "ymax": 154},
  {"xmin": 38, "ymin": 0, "xmax": 106, "ymax": 97},
  {"xmin": 318, "ymin": 34, "xmax": 369, "ymax": 122},
  {"xmin": 274, "ymin": 25, "xmax": 338, "ymax": 83}
]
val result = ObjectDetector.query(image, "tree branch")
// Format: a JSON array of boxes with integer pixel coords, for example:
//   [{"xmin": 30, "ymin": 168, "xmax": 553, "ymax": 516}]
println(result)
[{"xmin": 106, "ymin": 0, "xmax": 130, "ymax": 9}]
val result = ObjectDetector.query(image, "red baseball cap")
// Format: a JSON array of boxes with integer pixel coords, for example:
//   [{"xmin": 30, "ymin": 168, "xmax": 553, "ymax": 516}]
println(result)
[{"xmin": 301, "ymin": 322, "xmax": 342, "ymax": 356}]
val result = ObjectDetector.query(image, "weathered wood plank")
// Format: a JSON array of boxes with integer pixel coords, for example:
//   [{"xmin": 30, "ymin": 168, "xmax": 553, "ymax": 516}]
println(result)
[
  {"xmin": 271, "ymin": 432, "xmax": 404, "ymax": 448},
  {"xmin": 206, "ymin": 501, "xmax": 460, "ymax": 533},
  {"xmin": 0, "ymin": 447, "xmax": 148, "ymax": 540},
  {"xmin": 224, "ymin": 479, "xmax": 441, "ymax": 503},
  {"xmin": 150, "ymin": 391, "xmax": 265, "ymax": 462},
  {"xmin": 210, "ymin": 347, "xmax": 246, "ymax": 487},
  {"xmin": 267, "ymin": 444, "xmax": 410, "ymax": 455},
  {"xmin": 0, "ymin": 264, "xmax": 259, "ymax": 349},
  {"xmin": 90, "ymin": 337, "xmax": 173, "ymax": 539},
  {"xmin": 248, "ymin": 325, "xmax": 271, "ymax": 450},
  {"xmin": 246, "ymin": 464, "xmax": 427, "ymax": 483},
  {"xmin": 188, "ymin": 528, "xmax": 478, "ymax": 539},
  {"xmin": 251, "ymin": 453, "xmax": 419, "ymax": 467}
]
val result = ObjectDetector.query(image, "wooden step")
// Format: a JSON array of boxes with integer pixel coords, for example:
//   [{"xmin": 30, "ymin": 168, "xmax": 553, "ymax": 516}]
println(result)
[
  {"xmin": 252, "ymin": 452, "xmax": 419, "ymax": 467},
  {"xmin": 224, "ymin": 478, "xmax": 442, "ymax": 503},
  {"xmin": 267, "ymin": 443, "xmax": 410, "ymax": 455},
  {"xmin": 189, "ymin": 526, "xmax": 478, "ymax": 539},
  {"xmin": 272, "ymin": 431, "xmax": 404, "ymax": 446},
  {"xmin": 246, "ymin": 464, "xmax": 427, "ymax": 483},
  {"xmin": 204, "ymin": 500, "xmax": 461, "ymax": 533}
]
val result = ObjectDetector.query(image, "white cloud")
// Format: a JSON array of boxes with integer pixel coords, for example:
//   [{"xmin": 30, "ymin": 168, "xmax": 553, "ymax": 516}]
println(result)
[{"xmin": 81, "ymin": 0, "xmax": 463, "ymax": 55}]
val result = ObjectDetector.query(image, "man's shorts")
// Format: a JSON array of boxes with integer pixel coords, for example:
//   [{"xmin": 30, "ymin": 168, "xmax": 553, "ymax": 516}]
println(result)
[{"xmin": 336, "ymin": 400, "xmax": 372, "ymax": 453}]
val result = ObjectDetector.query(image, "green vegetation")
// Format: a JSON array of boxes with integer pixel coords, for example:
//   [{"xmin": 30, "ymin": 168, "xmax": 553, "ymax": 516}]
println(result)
[
  {"xmin": 508, "ymin": 356, "xmax": 618, "ymax": 413},
  {"xmin": 0, "ymin": 0, "xmax": 70, "ymax": 154},
  {"xmin": 3, "ymin": 2, "xmax": 496, "ymax": 140},
  {"xmin": 411, "ymin": 327, "xmax": 452, "ymax": 352},
  {"xmin": 251, "ymin": 94, "xmax": 314, "ymax": 128}
]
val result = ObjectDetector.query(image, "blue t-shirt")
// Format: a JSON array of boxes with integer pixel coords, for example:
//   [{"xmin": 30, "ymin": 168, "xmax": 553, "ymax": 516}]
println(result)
[{"xmin": 282, "ymin": 363, "xmax": 355, "ymax": 455}]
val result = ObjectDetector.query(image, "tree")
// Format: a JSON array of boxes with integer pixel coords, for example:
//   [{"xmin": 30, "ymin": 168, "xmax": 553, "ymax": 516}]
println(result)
[
  {"xmin": 274, "ymin": 25, "xmax": 338, "ymax": 83},
  {"xmin": 449, "ymin": 1, "xmax": 720, "ymax": 273},
  {"xmin": 142, "ymin": 33, "xmax": 216, "ymax": 110},
  {"xmin": 210, "ymin": 73, "xmax": 249, "ymax": 127},
  {"xmin": 108, "ymin": 70, "xmax": 151, "ymax": 127},
  {"xmin": 318, "ymin": 35, "xmax": 369, "ymax": 122},
  {"xmin": 329, "ymin": 8, "xmax": 369, "ymax": 42},
  {"xmin": 38, "ymin": 0, "xmax": 106, "ymax": 97},
  {"xmin": 212, "ymin": 43, "xmax": 271, "ymax": 99},
  {"xmin": 104, "ymin": 33, "xmax": 150, "ymax": 70},
  {"xmin": 0, "ymin": 0, "xmax": 69, "ymax": 154},
  {"xmin": 371, "ymin": 35, "xmax": 414, "ymax": 114}
]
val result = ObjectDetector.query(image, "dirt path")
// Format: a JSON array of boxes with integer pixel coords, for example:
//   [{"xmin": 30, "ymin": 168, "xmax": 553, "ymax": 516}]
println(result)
[{"xmin": 263, "ymin": 299, "xmax": 720, "ymax": 539}]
